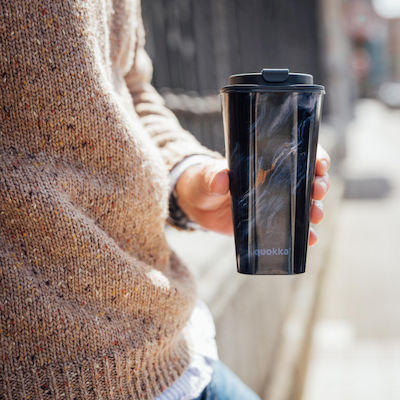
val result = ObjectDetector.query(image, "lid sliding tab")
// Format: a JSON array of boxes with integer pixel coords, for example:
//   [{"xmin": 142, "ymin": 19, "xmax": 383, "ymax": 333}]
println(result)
[{"xmin": 262, "ymin": 69, "xmax": 289, "ymax": 83}]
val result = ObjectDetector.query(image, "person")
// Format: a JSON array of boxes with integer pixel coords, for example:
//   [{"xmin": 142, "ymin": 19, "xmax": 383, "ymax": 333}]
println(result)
[{"xmin": 0, "ymin": 0, "xmax": 330, "ymax": 398}]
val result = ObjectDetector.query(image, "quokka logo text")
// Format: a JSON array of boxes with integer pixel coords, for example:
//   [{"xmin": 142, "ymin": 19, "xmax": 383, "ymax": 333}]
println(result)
[{"xmin": 254, "ymin": 248, "xmax": 289, "ymax": 256}]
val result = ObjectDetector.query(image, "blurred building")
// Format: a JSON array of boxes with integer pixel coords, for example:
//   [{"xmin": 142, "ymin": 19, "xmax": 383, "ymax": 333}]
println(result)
[
  {"xmin": 344, "ymin": 0, "xmax": 390, "ymax": 97},
  {"xmin": 387, "ymin": 18, "xmax": 400, "ymax": 80}
]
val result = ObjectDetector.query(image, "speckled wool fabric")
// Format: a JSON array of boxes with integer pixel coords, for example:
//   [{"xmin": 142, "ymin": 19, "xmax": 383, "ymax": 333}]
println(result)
[{"xmin": 0, "ymin": 0, "xmax": 220, "ymax": 398}]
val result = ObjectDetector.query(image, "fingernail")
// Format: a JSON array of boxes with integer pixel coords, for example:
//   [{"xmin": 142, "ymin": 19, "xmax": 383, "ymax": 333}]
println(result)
[
  {"xmin": 320, "ymin": 160, "xmax": 328, "ymax": 174},
  {"xmin": 320, "ymin": 181, "xmax": 328, "ymax": 193},
  {"xmin": 209, "ymin": 169, "xmax": 229, "ymax": 193}
]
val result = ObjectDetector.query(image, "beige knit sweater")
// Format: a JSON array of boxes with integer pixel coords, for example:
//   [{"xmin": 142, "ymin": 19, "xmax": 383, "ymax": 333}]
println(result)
[{"xmin": 0, "ymin": 0, "xmax": 220, "ymax": 398}]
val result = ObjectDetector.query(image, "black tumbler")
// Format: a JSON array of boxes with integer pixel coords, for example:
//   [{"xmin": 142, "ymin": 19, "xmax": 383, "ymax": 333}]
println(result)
[{"xmin": 221, "ymin": 69, "xmax": 325, "ymax": 275}]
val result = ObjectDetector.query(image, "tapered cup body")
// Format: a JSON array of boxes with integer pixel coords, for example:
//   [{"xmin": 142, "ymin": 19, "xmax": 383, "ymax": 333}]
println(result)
[{"xmin": 221, "ymin": 71, "xmax": 324, "ymax": 275}]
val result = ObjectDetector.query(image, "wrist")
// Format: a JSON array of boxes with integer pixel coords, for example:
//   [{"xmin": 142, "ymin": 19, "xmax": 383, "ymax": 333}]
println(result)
[{"xmin": 168, "ymin": 156, "xmax": 212, "ymax": 231}]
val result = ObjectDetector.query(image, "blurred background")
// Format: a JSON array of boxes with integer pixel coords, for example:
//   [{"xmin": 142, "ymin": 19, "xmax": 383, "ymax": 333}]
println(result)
[{"xmin": 141, "ymin": 0, "xmax": 400, "ymax": 398}]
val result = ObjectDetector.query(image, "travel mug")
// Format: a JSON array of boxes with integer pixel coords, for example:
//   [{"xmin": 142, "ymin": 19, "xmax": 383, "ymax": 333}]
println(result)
[{"xmin": 221, "ymin": 69, "xmax": 325, "ymax": 274}]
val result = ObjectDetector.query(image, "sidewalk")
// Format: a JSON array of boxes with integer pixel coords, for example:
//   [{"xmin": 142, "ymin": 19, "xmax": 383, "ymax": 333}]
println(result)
[{"xmin": 303, "ymin": 100, "xmax": 400, "ymax": 399}]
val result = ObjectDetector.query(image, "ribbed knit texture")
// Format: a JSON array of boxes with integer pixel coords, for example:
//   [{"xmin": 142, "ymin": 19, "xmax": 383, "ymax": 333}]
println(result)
[{"xmin": 0, "ymin": 0, "xmax": 220, "ymax": 398}]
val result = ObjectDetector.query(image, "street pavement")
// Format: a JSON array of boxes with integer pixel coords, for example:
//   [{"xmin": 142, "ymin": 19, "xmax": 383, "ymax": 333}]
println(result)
[{"xmin": 303, "ymin": 100, "xmax": 400, "ymax": 399}]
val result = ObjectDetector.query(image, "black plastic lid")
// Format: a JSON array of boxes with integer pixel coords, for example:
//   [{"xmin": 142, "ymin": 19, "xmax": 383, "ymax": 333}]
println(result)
[{"xmin": 222, "ymin": 68, "xmax": 325, "ymax": 93}]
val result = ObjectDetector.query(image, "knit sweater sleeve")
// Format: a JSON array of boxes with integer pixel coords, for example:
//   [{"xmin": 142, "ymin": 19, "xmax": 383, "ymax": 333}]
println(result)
[
  {"xmin": 123, "ymin": 3, "xmax": 222, "ymax": 171},
  {"xmin": 0, "ymin": 1, "xmax": 205, "ymax": 397}
]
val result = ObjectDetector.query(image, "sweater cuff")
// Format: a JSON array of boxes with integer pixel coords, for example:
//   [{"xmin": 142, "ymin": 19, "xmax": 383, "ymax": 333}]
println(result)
[{"xmin": 169, "ymin": 155, "xmax": 216, "ymax": 192}]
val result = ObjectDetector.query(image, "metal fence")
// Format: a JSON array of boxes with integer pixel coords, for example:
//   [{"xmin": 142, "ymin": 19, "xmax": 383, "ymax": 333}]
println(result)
[{"xmin": 142, "ymin": 0, "xmax": 349, "ymax": 154}]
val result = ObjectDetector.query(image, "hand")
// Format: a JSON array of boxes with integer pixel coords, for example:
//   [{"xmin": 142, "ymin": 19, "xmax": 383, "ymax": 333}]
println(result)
[
  {"xmin": 176, "ymin": 145, "xmax": 331, "ymax": 244},
  {"xmin": 175, "ymin": 159, "xmax": 232, "ymax": 235}
]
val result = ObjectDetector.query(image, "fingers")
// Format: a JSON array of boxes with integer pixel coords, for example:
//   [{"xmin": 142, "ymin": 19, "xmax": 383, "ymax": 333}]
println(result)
[
  {"xmin": 316, "ymin": 144, "xmax": 331, "ymax": 176},
  {"xmin": 313, "ymin": 174, "xmax": 330, "ymax": 200},
  {"xmin": 310, "ymin": 145, "xmax": 330, "ymax": 245},
  {"xmin": 310, "ymin": 200, "xmax": 324, "ymax": 224},
  {"xmin": 309, "ymin": 228, "xmax": 318, "ymax": 246}
]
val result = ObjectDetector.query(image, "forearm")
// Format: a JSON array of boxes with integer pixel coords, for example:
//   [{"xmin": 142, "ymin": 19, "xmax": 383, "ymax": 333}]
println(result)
[{"xmin": 123, "ymin": 2, "xmax": 221, "ymax": 171}]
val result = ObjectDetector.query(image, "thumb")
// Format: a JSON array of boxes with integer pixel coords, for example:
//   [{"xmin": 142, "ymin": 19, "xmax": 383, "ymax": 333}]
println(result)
[
  {"xmin": 176, "ymin": 160, "xmax": 230, "ymax": 213},
  {"xmin": 203, "ymin": 162, "xmax": 230, "ymax": 195}
]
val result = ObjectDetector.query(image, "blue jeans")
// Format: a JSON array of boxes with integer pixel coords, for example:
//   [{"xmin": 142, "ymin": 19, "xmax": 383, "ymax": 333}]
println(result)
[{"xmin": 193, "ymin": 360, "xmax": 261, "ymax": 400}]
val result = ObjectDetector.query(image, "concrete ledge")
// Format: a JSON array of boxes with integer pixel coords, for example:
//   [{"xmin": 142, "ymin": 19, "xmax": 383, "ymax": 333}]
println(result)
[
  {"xmin": 166, "ymin": 178, "xmax": 344, "ymax": 397},
  {"xmin": 167, "ymin": 223, "xmax": 297, "ymax": 394},
  {"xmin": 166, "ymin": 174, "xmax": 343, "ymax": 397}
]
